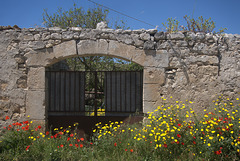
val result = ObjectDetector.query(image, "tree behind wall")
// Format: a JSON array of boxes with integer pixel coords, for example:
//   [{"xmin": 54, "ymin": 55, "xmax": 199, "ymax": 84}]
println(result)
[{"xmin": 43, "ymin": 3, "xmax": 141, "ymax": 71}]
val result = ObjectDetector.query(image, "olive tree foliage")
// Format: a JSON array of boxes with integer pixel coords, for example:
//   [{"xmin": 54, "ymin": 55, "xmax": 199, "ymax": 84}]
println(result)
[{"xmin": 43, "ymin": 3, "xmax": 142, "ymax": 71}]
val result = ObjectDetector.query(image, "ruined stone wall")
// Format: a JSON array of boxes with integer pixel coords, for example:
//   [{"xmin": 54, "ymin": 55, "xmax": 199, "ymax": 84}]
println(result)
[{"xmin": 0, "ymin": 25, "xmax": 240, "ymax": 128}]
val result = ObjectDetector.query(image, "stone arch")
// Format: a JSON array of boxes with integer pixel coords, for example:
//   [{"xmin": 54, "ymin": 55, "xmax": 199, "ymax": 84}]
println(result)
[{"xmin": 26, "ymin": 39, "xmax": 165, "ymax": 121}]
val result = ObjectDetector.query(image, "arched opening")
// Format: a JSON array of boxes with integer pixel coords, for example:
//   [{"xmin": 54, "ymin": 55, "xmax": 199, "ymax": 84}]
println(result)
[{"xmin": 45, "ymin": 55, "xmax": 144, "ymax": 136}]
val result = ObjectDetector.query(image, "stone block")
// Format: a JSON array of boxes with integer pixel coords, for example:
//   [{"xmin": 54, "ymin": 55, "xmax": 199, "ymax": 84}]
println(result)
[
  {"xmin": 154, "ymin": 32, "xmax": 166, "ymax": 40},
  {"xmin": 27, "ymin": 67, "xmax": 45, "ymax": 90},
  {"xmin": 144, "ymin": 50, "xmax": 169, "ymax": 68},
  {"xmin": 29, "ymin": 41, "xmax": 45, "ymax": 50},
  {"xmin": 143, "ymin": 101, "xmax": 159, "ymax": 113},
  {"xmin": 144, "ymin": 67, "xmax": 165, "ymax": 85},
  {"xmin": 167, "ymin": 32, "xmax": 185, "ymax": 40},
  {"xmin": 26, "ymin": 90, "xmax": 45, "ymax": 120},
  {"xmin": 143, "ymin": 83, "xmax": 160, "ymax": 101},
  {"xmin": 25, "ymin": 48, "xmax": 54, "ymax": 67},
  {"xmin": 77, "ymin": 39, "xmax": 108, "ymax": 55},
  {"xmin": 108, "ymin": 40, "xmax": 135, "ymax": 61},
  {"xmin": 54, "ymin": 40, "xmax": 77, "ymax": 59}
]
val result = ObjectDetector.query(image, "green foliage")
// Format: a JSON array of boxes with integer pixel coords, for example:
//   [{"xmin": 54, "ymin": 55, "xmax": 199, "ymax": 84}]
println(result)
[
  {"xmin": 162, "ymin": 15, "xmax": 227, "ymax": 34},
  {"xmin": 43, "ymin": 3, "xmax": 140, "ymax": 72},
  {"xmin": 43, "ymin": 3, "xmax": 109, "ymax": 29},
  {"xmin": 162, "ymin": 17, "xmax": 180, "ymax": 33},
  {"xmin": 1, "ymin": 96, "xmax": 240, "ymax": 160}
]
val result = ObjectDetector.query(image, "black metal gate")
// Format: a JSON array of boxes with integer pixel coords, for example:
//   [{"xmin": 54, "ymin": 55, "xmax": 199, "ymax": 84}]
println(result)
[{"xmin": 45, "ymin": 71, "xmax": 143, "ymax": 117}]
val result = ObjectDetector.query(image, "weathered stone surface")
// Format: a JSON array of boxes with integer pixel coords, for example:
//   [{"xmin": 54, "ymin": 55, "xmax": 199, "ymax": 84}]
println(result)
[
  {"xmin": 154, "ymin": 32, "xmax": 165, "ymax": 40},
  {"xmin": 167, "ymin": 32, "xmax": 185, "ymax": 40},
  {"xmin": 26, "ymin": 90, "xmax": 45, "ymax": 120},
  {"xmin": 96, "ymin": 21, "xmax": 108, "ymax": 29},
  {"xmin": 144, "ymin": 41, "xmax": 155, "ymax": 50},
  {"xmin": 144, "ymin": 67, "xmax": 165, "ymax": 85},
  {"xmin": 51, "ymin": 33, "xmax": 61, "ymax": 40},
  {"xmin": 54, "ymin": 40, "xmax": 77, "ymax": 59},
  {"xmin": 140, "ymin": 33, "xmax": 150, "ymax": 41},
  {"xmin": 143, "ymin": 83, "xmax": 160, "ymax": 101},
  {"xmin": 186, "ymin": 55, "xmax": 219, "ymax": 65},
  {"xmin": 144, "ymin": 50, "xmax": 169, "ymax": 68},
  {"xmin": 77, "ymin": 39, "xmax": 108, "ymax": 55},
  {"xmin": 25, "ymin": 48, "xmax": 54, "ymax": 67},
  {"xmin": 27, "ymin": 67, "xmax": 45, "ymax": 89},
  {"xmin": 108, "ymin": 40, "xmax": 136, "ymax": 61},
  {"xmin": 1, "ymin": 25, "xmax": 240, "ymax": 129},
  {"xmin": 29, "ymin": 41, "xmax": 45, "ymax": 50}
]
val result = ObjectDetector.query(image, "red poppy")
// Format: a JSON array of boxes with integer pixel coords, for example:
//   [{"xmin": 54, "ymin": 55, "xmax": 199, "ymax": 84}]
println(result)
[
  {"xmin": 193, "ymin": 136, "xmax": 196, "ymax": 139},
  {"xmin": 23, "ymin": 121, "xmax": 29, "ymax": 124},
  {"xmin": 193, "ymin": 141, "xmax": 196, "ymax": 144},
  {"xmin": 77, "ymin": 139, "xmax": 80, "ymax": 142},
  {"xmin": 90, "ymin": 142, "xmax": 93, "ymax": 145},
  {"xmin": 80, "ymin": 144, "xmax": 83, "ymax": 148},
  {"xmin": 114, "ymin": 143, "xmax": 117, "ymax": 147},
  {"xmin": 177, "ymin": 134, "xmax": 181, "ymax": 138},
  {"xmin": 163, "ymin": 144, "xmax": 167, "ymax": 148},
  {"xmin": 54, "ymin": 134, "xmax": 58, "ymax": 138},
  {"xmin": 26, "ymin": 145, "xmax": 30, "ymax": 151},
  {"xmin": 181, "ymin": 142, "xmax": 184, "ymax": 145},
  {"xmin": 80, "ymin": 138, "xmax": 84, "ymax": 141},
  {"xmin": 67, "ymin": 137, "xmax": 70, "ymax": 141},
  {"xmin": 60, "ymin": 144, "xmax": 64, "ymax": 148},
  {"xmin": 176, "ymin": 141, "xmax": 179, "ymax": 144},
  {"xmin": 220, "ymin": 147, "xmax": 223, "ymax": 150},
  {"xmin": 5, "ymin": 116, "xmax": 9, "ymax": 120},
  {"xmin": 215, "ymin": 150, "xmax": 222, "ymax": 155},
  {"xmin": 46, "ymin": 131, "xmax": 49, "ymax": 135},
  {"xmin": 70, "ymin": 134, "xmax": 74, "ymax": 137},
  {"xmin": 177, "ymin": 124, "xmax": 181, "ymax": 127},
  {"xmin": 38, "ymin": 125, "xmax": 42, "ymax": 129},
  {"xmin": 51, "ymin": 136, "xmax": 54, "ymax": 139},
  {"xmin": 130, "ymin": 149, "xmax": 133, "ymax": 152},
  {"xmin": 75, "ymin": 144, "xmax": 79, "ymax": 148},
  {"xmin": 69, "ymin": 144, "xmax": 73, "ymax": 146},
  {"xmin": 125, "ymin": 149, "xmax": 127, "ymax": 151}
]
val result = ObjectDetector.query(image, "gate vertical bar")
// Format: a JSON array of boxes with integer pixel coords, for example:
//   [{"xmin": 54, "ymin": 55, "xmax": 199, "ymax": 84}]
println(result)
[{"xmin": 94, "ymin": 71, "xmax": 98, "ymax": 117}]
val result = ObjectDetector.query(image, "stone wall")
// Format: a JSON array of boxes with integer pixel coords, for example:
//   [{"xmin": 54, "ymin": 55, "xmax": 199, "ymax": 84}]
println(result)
[{"xmin": 0, "ymin": 24, "xmax": 240, "ymax": 128}]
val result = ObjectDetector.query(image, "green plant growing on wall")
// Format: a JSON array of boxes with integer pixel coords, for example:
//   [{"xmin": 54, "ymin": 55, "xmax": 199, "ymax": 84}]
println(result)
[
  {"xmin": 162, "ymin": 15, "xmax": 227, "ymax": 34},
  {"xmin": 162, "ymin": 17, "xmax": 181, "ymax": 33},
  {"xmin": 184, "ymin": 15, "xmax": 227, "ymax": 34}
]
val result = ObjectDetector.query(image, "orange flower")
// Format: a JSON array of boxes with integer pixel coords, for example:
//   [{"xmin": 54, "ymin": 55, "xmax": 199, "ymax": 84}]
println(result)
[
  {"xmin": 80, "ymin": 138, "xmax": 84, "ymax": 141},
  {"xmin": 130, "ymin": 149, "xmax": 133, "ymax": 152},
  {"xmin": 5, "ymin": 116, "xmax": 9, "ymax": 120}
]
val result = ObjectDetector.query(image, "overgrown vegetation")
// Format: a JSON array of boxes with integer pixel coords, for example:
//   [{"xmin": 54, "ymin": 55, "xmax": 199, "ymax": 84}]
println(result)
[
  {"xmin": 163, "ymin": 15, "xmax": 227, "ymax": 34},
  {"xmin": 1, "ymin": 96, "xmax": 240, "ymax": 160}
]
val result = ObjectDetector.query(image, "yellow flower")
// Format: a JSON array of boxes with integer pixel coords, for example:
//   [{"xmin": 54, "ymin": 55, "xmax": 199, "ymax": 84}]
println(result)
[{"xmin": 208, "ymin": 143, "xmax": 211, "ymax": 146}]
